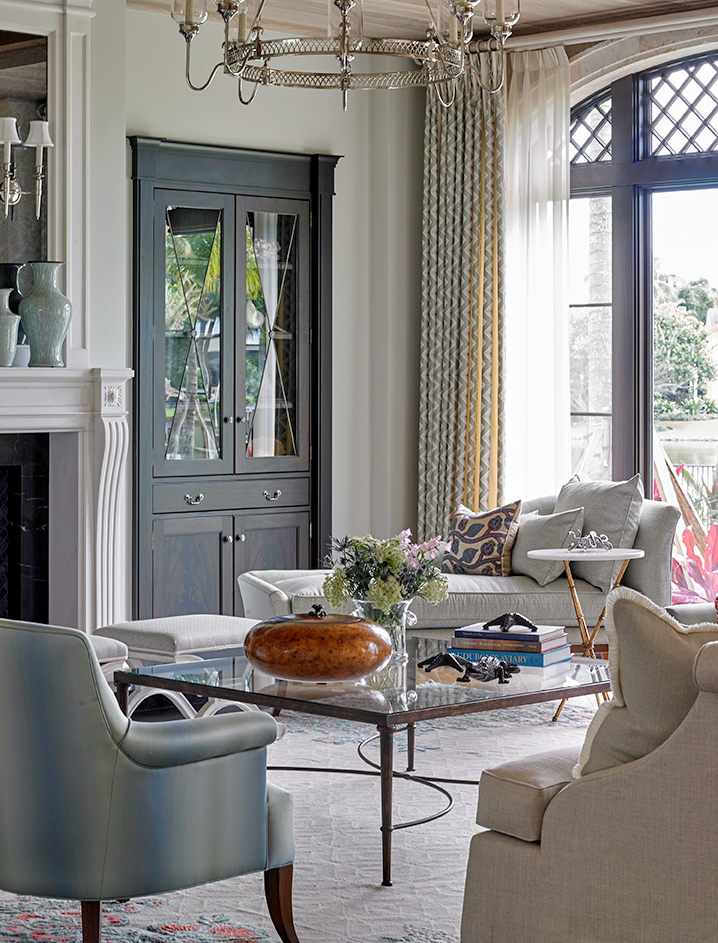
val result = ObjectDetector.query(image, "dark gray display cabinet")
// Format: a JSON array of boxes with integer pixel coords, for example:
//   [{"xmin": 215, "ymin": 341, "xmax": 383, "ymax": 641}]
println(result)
[{"xmin": 131, "ymin": 138, "xmax": 337, "ymax": 619}]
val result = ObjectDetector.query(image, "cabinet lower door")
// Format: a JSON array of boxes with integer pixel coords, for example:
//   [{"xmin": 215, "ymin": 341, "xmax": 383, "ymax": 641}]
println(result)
[
  {"xmin": 152, "ymin": 516, "xmax": 234, "ymax": 617},
  {"xmin": 234, "ymin": 510, "xmax": 310, "ymax": 616}
]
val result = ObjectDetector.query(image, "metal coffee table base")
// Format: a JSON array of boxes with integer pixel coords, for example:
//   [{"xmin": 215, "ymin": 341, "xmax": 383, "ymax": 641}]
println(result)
[
  {"xmin": 115, "ymin": 645, "xmax": 610, "ymax": 888},
  {"xmin": 269, "ymin": 722, "xmax": 462, "ymax": 886}
]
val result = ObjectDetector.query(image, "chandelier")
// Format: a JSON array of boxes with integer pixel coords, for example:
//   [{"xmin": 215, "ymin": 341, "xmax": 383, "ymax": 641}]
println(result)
[{"xmin": 171, "ymin": 0, "xmax": 520, "ymax": 110}]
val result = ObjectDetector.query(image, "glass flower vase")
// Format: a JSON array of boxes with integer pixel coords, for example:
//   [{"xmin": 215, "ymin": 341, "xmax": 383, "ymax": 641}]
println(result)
[{"xmin": 352, "ymin": 598, "xmax": 417, "ymax": 664}]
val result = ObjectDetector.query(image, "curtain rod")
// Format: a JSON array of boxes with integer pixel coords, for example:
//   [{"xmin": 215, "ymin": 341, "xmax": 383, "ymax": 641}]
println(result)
[{"xmin": 505, "ymin": 7, "xmax": 718, "ymax": 50}]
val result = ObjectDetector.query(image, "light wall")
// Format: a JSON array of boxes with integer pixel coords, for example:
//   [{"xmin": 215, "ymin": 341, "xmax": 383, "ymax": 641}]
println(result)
[{"xmin": 95, "ymin": 3, "xmax": 425, "ymax": 545}]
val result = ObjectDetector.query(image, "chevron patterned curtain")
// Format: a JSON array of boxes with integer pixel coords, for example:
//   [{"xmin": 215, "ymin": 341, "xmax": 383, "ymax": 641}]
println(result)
[{"xmin": 418, "ymin": 64, "xmax": 506, "ymax": 540}]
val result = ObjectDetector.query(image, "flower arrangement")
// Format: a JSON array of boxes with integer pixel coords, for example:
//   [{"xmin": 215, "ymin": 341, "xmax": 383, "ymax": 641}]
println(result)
[{"xmin": 323, "ymin": 530, "xmax": 449, "ymax": 613}]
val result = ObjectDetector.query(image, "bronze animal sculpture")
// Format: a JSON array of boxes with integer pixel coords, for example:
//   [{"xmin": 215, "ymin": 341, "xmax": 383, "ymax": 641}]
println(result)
[
  {"xmin": 482, "ymin": 612, "xmax": 539, "ymax": 632},
  {"xmin": 417, "ymin": 651, "xmax": 519, "ymax": 684}
]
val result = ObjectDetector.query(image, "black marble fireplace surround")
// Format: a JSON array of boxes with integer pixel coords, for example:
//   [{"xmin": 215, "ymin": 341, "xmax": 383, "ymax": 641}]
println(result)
[{"xmin": 0, "ymin": 433, "xmax": 49, "ymax": 623}]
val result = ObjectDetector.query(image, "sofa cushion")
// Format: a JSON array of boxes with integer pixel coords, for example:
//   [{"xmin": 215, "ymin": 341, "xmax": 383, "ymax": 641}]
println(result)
[
  {"xmin": 477, "ymin": 747, "xmax": 577, "ymax": 842},
  {"xmin": 511, "ymin": 508, "xmax": 584, "ymax": 586},
  {"xmin": 574, "ymin": 587, "xmax": 718, "ymax": 777},
  {"xmin": 442, "ymin": 501, "xmax": 522, "ymax": 577},
  {"xmin": 251, "ymin": 569, "xmax": 606, "ymax": 629},
  {"xmin": 553, "ymin": 475, "xmax": 643, "ymax": 592}
]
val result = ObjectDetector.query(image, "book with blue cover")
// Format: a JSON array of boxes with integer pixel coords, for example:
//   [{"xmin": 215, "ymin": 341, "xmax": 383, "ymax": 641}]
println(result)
[{"xmin": 447, "ymin": 645, "xmax": 572, "ymax": 667}]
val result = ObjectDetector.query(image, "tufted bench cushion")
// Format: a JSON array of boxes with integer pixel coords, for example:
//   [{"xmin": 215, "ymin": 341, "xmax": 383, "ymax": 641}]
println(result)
[{"xmin": 95, "ymin": 614, "xmax": 257, "ymax": 658}]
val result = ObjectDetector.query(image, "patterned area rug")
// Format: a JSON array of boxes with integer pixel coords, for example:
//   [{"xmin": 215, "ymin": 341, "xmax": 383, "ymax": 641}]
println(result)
[{"xmin": 0, "ymin": 701, "xmax": 594, "ymax": 943}]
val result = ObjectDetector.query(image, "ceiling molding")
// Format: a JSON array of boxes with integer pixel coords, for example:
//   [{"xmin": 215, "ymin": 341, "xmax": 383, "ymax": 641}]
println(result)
[
  {"xmin": 128, "ymin": 1, "xmax": 718, "ymax": 43},
  {"xmin": 508, "ymin": 7, "xmax": 718, "ymax": 50}
]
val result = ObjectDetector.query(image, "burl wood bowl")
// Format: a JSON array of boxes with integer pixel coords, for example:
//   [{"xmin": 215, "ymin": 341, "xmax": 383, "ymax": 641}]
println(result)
[{"xmin": 243, "ymin": 607, "xmax": 393, "ymax": 682}]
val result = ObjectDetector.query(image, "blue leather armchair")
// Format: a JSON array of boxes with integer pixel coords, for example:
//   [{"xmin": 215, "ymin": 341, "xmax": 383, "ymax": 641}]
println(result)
[{"xmin": 0, "ymin": 619, "xmax": 299, "ymax": 943}]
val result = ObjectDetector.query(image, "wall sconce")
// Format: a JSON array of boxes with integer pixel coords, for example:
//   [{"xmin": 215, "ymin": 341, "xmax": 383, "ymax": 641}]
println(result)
[{"xmin": 0, "ymin": 118, "xmax": 54, "ymax": 220}]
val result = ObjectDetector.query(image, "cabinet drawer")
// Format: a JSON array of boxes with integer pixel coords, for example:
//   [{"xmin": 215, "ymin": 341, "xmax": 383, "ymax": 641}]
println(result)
[{"xmin": 153, "ymin": 477, "xmax": 310, "ymax": 514}]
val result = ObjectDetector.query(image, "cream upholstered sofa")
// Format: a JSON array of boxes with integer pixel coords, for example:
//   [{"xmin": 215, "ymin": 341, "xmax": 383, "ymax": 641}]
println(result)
[
  {"xmin": 238, "ymin": 493, "xmax": 680, "ymax": 645},
  {"xmin": 461, "ymin": 589, "xmax": 718, "ymax": 943}
]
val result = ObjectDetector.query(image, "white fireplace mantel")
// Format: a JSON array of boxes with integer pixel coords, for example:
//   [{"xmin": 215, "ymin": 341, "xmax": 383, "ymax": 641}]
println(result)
[
  {"xmin": 0, "ymin": 367, "xmax": 132, "ymax": 631},
  {"xmin": 0, "ymin": 0, "xmax": 134, "ymax": 632}
]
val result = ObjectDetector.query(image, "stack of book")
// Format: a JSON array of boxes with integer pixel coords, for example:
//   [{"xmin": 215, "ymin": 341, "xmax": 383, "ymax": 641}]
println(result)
[{"xmin": 447, "ymin": 622, "xmax": 572, "ymax": 673}]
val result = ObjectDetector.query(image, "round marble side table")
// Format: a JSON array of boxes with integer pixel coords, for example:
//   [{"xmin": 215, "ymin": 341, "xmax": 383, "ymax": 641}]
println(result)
[{"xmin": 527, "ymin": 547, "xmax": 645, "ymax": 720}]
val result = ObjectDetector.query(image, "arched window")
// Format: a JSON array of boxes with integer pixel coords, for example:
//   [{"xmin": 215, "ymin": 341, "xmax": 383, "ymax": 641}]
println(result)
[{"xmin": 569, "ymin": 52, "xmax": 718, "ymax": 520}]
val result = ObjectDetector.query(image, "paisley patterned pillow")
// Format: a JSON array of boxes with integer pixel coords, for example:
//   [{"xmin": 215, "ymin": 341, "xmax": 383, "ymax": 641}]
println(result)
[{"xmin": 441, "ymin": 501, "xmax": 522, "ymax": 576}]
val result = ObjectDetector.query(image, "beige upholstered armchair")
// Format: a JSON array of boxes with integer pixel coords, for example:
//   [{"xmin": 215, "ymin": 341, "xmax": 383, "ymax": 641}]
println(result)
[
  {"xmin": 462, "ymin": 589, "xmax": 718, "ymax": 943},
  {"xmin": 0, "ymin": 619, "xmax": 299, "ymax": 943}
]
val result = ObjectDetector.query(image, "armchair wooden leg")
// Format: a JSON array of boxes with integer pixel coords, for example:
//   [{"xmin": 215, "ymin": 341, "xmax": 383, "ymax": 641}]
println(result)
[
  {"xmin": 81, "ymin": 901, "xmax": 101, "ymax": 943},
  {"xmin": 264, "ymin": 865, "xmax": 300, "ymax": 943}
]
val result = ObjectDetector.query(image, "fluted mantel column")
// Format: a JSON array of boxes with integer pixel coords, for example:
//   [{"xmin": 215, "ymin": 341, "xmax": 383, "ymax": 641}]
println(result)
[{"xmin": 0, "ymin": 366, "xmax": 133, "ymax": 631}]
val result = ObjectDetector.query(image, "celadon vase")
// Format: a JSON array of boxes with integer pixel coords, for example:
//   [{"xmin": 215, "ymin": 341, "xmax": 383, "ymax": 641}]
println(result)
[
  {"xmin": 19, "ymin": 261, "xmax": 72, "ymax": 368},
  {"xmin": 0, "ymin": 289, "xmax": 20, "ymax": 367}
]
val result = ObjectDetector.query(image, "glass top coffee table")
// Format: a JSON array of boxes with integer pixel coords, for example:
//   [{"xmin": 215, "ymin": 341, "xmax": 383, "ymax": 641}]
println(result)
[{"xmin": 115, "ymin": 636, "xmax": 610, "ymax": 887}]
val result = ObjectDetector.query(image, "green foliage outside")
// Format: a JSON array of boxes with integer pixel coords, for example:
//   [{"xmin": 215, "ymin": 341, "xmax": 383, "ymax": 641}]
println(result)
[
  {"xmin": 677, "ymin": 278, "xmax": 718, "ymax": 324},
  {"xmin": 654, "ymin": 301, "xmax": 717, "ymax": 418},
  {"xmin": 653, "ymin": 267, "xmax": 718, "ymax": 420}
]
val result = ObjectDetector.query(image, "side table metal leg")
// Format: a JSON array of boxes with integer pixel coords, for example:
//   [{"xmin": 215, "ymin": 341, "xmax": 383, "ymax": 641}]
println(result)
[
  {"xmin": 554, "ymin": 557, "xmax": 628, "ymax": 721},
  {"xmin": 379, "ymin": 726, "xmax": 394, "ymax": 887},
  {"xmin": 406, "ymin": 723, "xmax": 415, "ymax": 772},
  {"xmin": 554, "ymin": 561, "xmax": 599, "ymax": 721}
]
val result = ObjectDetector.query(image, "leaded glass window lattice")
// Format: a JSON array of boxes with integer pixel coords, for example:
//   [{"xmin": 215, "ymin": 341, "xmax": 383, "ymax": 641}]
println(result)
[
  {"xmin": 647, "ymin": 57, "xmax": 718, "ymax": 157},
  {"xmin": 570, "ymin": 93, "xmax": 612, "ymax": 165}
]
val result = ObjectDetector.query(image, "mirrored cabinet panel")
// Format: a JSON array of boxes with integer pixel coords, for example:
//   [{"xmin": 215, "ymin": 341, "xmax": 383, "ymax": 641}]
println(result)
[
  {"xmin": 245, "ymin": 210, "xmax": 299, "ymax": 461},
  {"xmin": 133, "ymin": 139, "xmax": 337, "ymax": 620},
  {"xmin": 164, "ymin": 205, "xmax": 223, "ymax": 464}
]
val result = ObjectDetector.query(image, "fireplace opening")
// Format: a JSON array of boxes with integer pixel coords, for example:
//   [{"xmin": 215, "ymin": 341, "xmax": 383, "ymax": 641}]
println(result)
[{"xmin": 0, "ymin": 433, "xmax": 49, "ymax": 623}]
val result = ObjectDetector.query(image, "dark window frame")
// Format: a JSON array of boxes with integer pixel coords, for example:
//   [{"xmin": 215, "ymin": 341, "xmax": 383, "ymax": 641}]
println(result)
[{"xmin": 571, "ymin": 52, "xmax": 718, "ymax": 485}]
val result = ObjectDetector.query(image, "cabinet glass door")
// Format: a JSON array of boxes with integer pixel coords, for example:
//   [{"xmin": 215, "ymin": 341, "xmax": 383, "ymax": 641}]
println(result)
[
  {"xmin": 240, "ymin": 199, "xmax": 309, "ymax": 472},
  {"xmin": 155, "ymin": 191, "xmax": 235, "ymax": 477}
]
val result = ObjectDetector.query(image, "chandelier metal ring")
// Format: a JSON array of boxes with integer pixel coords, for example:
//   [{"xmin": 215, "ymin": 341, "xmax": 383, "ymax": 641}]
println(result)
[
  {"xmin": 226, "ymin": 37, "xmax": 464, "ymax": 90},
  {"xmin": 172, "ymin": 0, "xmax": 520, "ymax": 108}
]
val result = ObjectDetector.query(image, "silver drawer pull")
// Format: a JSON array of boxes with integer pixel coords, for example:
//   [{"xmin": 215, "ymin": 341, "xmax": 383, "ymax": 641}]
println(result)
[
  {"xmin": 184, "ymin": 493, "xmax": 204, "ymax": 506},
  {"xmin": 223, "ymin": 535, "xmax": 233, "ymax": 543},
  {"xmin": 237, "ymin": 533, "xmax": 246, "ymax": 542},
  {"xmin": 263, "ymin": 489, "xmax": 282, "ymax": 502}
]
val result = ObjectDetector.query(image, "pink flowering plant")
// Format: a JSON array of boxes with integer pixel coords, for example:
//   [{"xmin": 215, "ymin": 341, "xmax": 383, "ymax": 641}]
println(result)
[
  {"xmin": 323, "ymin": 530, "xmax": 449, "ymax": 615},
  {"xmin": 671, "ymin": 523, "xmax": 718, "ymax": 605}
]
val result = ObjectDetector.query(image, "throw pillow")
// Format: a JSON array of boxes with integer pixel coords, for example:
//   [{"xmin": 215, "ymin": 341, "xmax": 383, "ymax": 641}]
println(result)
[
  {"xmin": 574, "ymin": 587, "xmax": 718, "ymax": 778},
  {"xmin": 511, "ymin": 507, "xmax": 584, "ymax": 586},
  {"xmin": 441, "ymin": 500, "xmax": 521, "ymax": 577},
  {"xmin": 553, "ymin": 474, "xmax": 644, "ymax": 592}
]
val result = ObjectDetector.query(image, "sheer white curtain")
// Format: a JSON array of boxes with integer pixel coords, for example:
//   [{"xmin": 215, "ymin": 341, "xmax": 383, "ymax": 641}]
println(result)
[{"xmin": 504, "ymin": 47, "xmax": 571, "ymax": 500}]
